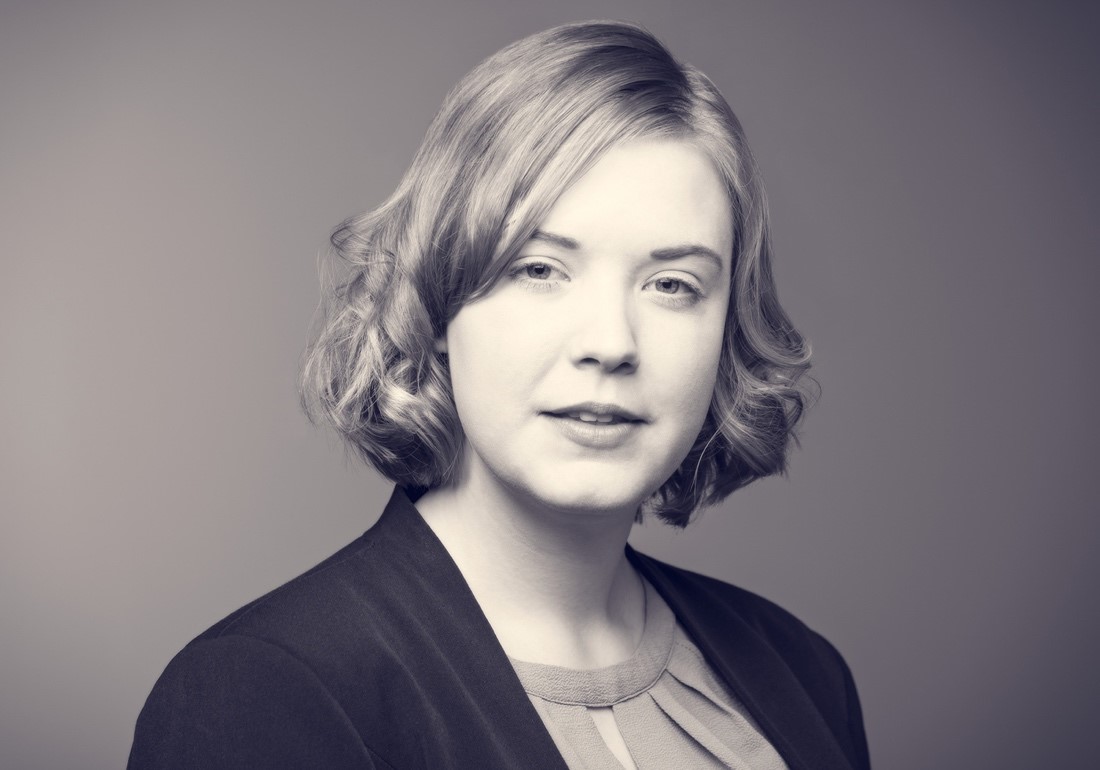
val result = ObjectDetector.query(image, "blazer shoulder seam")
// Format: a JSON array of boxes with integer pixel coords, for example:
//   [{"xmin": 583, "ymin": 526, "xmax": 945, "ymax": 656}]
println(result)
[{"xmin": 214, "ymin": 537, "xmax": 378, "ymax": 637}]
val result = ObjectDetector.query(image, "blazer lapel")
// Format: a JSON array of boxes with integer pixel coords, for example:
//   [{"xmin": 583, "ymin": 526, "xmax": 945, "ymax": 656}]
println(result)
[
  {"xmin": 627, "ymin": 547, "xmax": 855, "ymax": 770},
  {"xmin": 374, "ymin": 489, "xmax": 570, "ymax": 770},
  {"xmin": 376, "ymin": 489, "xmax": 852, "ymax": 769}
]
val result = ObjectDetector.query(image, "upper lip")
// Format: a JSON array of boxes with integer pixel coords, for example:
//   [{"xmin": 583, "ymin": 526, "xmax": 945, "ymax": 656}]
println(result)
[{"xmin": 543, "ymin": 401, "xmax": 647, "ymax": 423}]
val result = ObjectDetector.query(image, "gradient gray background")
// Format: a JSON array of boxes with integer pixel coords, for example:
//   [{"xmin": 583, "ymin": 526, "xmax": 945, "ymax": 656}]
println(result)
[{"xmin": 3, "ymin": 1, "xmax": 1097, "ymax": 767}]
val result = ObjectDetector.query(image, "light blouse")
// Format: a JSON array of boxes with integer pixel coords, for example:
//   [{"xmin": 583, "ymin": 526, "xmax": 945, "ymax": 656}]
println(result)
[{"xmin": 510, "ymin": 579, "xmax": 790, "ymax": 770}]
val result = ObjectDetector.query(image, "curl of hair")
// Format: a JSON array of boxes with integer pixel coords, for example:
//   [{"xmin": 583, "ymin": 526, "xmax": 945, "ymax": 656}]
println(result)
[{"xmin": 300, "ymin": 20, "xmax": 815, "ymax": 526}]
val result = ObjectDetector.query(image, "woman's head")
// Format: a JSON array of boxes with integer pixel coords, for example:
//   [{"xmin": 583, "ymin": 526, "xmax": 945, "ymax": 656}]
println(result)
[{"xmin": 301, "ymin": 20, "xmax": 812, "ymax": 526}]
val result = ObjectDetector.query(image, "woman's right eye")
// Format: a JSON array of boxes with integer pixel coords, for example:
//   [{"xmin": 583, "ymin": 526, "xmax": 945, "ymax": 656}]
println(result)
[
  {"xmin": 507, "ymin": 260, "xmax": 567, "ymax": 291},
  {"xmin": 523, "ymin": 263, "xmax": 555, "ymax": 279}
]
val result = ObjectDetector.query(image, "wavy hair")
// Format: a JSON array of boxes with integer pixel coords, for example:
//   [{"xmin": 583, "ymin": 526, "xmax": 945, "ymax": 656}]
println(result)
[{"xmin": 300, "ymin": 20, "xmax": 814, "ymax": 526}]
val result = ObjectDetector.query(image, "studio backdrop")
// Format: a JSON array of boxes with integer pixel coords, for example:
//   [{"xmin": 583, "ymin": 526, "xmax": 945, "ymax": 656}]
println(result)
[{"xmin": 2, "ymin": 1, "xmax": 1097, "ymax": 768}]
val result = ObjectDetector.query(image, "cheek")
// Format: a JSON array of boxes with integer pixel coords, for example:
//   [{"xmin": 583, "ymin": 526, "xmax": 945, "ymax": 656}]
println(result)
[
  {"xmin": 445, "ymin": 301, "xmax": 547, "ymax": 420},
  {"xmin": 671, "ymin": 349, "xmax": 722, "ymax": 429},
  {"xmin": 643, "ymin": 311, "xmax": 727, "ymax": 422}
]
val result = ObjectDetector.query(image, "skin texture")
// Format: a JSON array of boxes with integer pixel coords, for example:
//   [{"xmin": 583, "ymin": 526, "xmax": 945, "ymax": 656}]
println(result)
[
  {"xmin": 417, "ymin": 138, "xmax": 733, "ymax": 669},
  {"xmin": 448, "ymin": 138, "xmax": 732, "ymax": 517}
]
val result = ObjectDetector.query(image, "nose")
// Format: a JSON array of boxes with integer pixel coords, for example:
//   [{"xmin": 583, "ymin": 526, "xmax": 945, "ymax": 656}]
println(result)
[{"xmin": 569, "ymin": 289, "xmax": 639, "ymax": 374}]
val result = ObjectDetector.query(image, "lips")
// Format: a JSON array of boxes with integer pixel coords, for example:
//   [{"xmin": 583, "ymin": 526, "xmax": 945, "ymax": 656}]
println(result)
[
  {"xmin": 541, "ymin": 402, "xmax": 646, "ymax": 449},
  {"xmin": 543, "ymin": 402, "xmax": 646, "ymax": 424}
]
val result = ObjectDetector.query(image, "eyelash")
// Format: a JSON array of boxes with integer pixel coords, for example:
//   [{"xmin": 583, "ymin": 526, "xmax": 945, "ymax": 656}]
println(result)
[
  {"xmin": 507, "ymin": 260, "xmax": 705, "ymax": 306},
  {"xmin": 507, "ymin": 261, "xmax": 565, "ymax": 292},
  {"xmin": 643, "ymin": 276, "xmax": 703, "ymax": 307}
]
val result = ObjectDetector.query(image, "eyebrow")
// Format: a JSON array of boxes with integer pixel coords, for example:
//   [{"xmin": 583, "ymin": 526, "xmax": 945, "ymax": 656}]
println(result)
[
  {"xmin": 529, "ymin": 229, "xmax": 580, "ymax": 250},
  {"xmin": 650, "ymin": 244, "xmax": 724, "ymax": 270},
  {"xmin": 529, "ymin": 229, "xmax": 724, "ymax": 269}
]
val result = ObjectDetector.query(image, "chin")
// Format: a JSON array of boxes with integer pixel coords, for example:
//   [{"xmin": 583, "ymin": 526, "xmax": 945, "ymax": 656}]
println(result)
[{"xmin": 514, "ymin": 468, "xmax": 657, "ymax": 518}]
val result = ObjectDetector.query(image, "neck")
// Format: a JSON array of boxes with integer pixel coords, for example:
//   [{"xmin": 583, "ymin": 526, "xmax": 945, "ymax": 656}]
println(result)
[{"xmin": 415, "ymin": 468, "xmax": 646, "ymax": 668}]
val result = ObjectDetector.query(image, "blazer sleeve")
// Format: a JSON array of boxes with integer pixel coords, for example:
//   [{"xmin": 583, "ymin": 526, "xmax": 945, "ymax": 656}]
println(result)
[{"xmin": 128, "ymin": 635, "xmax": 381, "ymax": 769}]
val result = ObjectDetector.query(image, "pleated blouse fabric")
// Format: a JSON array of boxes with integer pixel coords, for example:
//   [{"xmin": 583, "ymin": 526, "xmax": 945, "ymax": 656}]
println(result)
[{"xmin": 510, "ymin": 580, "xmax": 790, "ymax": 770}]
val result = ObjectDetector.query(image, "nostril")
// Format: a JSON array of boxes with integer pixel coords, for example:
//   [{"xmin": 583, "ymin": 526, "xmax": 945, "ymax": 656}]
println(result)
[
  {"xmin": 571, "ymin": 326, "xmax": 639, "ymax": 372},
  {"xmin": 576, "ymin": 354, "xmax": 637, "ymax": 373}
]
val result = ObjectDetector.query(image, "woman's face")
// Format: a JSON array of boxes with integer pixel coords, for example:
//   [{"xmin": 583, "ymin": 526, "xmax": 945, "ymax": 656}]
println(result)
[{"xmin": 444, "ymin": 138, "xmax": 733, "ymax": 516}]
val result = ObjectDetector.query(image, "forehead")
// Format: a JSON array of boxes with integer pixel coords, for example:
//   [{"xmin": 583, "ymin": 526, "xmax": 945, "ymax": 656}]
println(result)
[{"xmin": 534, "ymin": 138, "xmax": 733, "ymax": 262}]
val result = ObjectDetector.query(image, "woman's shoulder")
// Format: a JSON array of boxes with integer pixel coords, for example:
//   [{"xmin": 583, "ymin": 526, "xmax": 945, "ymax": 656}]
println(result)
[
  {"xmin": 130, "ymin": 490, "xmax": 571, "ymax": 768},
  {"xmin": 130, "ymin": 498, "xmax": 441, "ymax": 768},
  {"xmin": 147, "ymin": 521, "xmax": 414, "ymax": 692},
  {"xmin": 190, "ymin": 489, "xmax": 443, "ymax": 654},
  {"xmin": 629, "ymin": 548, "xmax": 869, "ymax": 769},
  {"xmin": 128, "ymin": 531, "xmax": 403, "ymax": 768},
  {"xmin": 194, "ymin": 532, "xmax": 386, "ymax": 648}
]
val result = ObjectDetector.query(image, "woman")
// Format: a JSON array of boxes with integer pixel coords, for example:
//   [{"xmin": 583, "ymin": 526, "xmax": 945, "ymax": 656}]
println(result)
[{"xmin": 129, "ymin": 20, "xmax": 869, "ymax": 770}]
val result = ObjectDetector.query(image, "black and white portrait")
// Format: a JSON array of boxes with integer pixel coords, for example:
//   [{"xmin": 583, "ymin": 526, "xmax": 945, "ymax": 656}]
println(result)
[{"xmin": 2, "ymin": 2, "xmax": 1097, "ymax": 768}]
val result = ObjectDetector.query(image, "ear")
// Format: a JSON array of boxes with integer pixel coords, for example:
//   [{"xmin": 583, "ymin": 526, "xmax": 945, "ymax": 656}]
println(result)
[{"xmin": 433, "ymin": 336, "xmax": 448, "ymax": 354}]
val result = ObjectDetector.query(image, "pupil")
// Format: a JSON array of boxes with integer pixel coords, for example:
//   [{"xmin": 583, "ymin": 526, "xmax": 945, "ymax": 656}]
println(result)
[
  {"xmin": 528, "ymin": 265, "xmax": 548, "ymax": 278},
  {"xmin": 658, "ymin": 279, "xmax": 679, "ymax": 293}
]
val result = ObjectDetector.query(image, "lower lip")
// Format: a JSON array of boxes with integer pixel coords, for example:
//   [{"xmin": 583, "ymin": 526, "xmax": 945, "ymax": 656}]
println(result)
[{"xmin": 543, "ymin": 414, "xmax": 642, "ymax": 449}]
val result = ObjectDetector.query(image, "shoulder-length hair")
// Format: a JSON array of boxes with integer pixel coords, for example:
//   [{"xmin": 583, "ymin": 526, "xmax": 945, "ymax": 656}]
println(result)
[{"xmin": 301, "ymin": 20, "xmax": 813, "ymax": 527}]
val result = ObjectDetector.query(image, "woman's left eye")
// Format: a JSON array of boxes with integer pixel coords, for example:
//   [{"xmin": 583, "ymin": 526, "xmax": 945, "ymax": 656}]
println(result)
[
  {"xmin": 653, "ymin": 277, "xmax": 685, "ymax": 294},
  {"xmin": 644, "ymin": 275, "xmax": 702, "ymax": 304}
]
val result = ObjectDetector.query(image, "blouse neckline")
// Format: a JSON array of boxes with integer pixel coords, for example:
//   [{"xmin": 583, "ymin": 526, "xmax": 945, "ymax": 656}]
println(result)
[{"xmin": 508, "ymin": 580, "xmax": 677, "ymax": 707}]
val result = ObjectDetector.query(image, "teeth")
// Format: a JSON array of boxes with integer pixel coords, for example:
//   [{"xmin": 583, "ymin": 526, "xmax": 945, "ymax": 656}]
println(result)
[{"xmin": 571, "ymin": 411, "xmax": 617, "ymax": 424}]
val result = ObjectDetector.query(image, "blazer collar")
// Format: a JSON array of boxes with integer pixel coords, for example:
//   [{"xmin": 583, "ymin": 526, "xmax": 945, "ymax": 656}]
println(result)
[
  {"xmin": 627, "ymin": 547, "xmax": 855, "ymax": 770},
  {"xmin": 376, "ymin": 487, "xmax": 850, "ymax": 770},
  {"xmin": 371, "ymin": 488, "xmax": 569, "ymax": 770}
]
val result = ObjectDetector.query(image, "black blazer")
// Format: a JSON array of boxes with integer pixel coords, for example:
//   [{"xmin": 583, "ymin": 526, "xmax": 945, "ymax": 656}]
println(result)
[{"xmin": 129, "ymin": 488, "xmax": 870, "ymax": 769}]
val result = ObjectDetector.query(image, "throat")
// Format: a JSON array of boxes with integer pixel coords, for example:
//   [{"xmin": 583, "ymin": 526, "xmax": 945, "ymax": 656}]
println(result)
[
  {"xmin": 413, "ymin": 471, "xmax": 646, "ymax": 667},
  {"xmin": 476, "ymin": 554, "xmax": 647, "ymax": 668}
]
